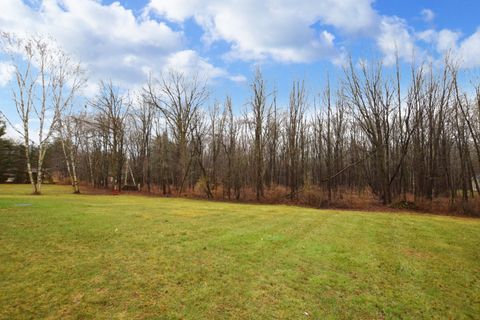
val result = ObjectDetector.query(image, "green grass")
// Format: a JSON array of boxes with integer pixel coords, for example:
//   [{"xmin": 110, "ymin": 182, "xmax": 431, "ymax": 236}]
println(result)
[{"xmin": 0, "ymin": 185, "xmax": 479, "ymax": 319}]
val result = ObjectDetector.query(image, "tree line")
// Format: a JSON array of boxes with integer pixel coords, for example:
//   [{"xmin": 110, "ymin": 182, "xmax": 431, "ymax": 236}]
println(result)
[{"xmin": 1, "ymin": 33, "xmax": 479, "ymax": 215}]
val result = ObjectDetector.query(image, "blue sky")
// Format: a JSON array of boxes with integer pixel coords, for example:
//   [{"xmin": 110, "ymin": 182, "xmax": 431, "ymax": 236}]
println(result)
[{"xmin": 1, "ymin": 0, "xmax": 480, "ymax": 138}]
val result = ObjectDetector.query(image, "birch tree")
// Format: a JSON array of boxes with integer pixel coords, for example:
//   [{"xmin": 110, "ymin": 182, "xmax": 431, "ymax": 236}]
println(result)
[{"xmin": 0, "ymin": 32, "xmax": 84, "ymax": 194}]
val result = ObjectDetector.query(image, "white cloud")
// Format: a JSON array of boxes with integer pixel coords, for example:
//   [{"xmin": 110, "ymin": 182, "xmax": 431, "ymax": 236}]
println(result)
[
  {"xmin": 0, "ymin": 0, "xmax": 240, "ymax": 91},
  {"xmin": 416, "ymin": 27, "xmax": 480, "ymax": 68},
  {"xmin": 416, "ymin": 29, "xmax": 435, "ymax": 43},
  {"xmin": 457, "ymin": 29, "xmax": 480, "ymax": 68},
  {"xmin": 4, "ymin": 122, "xmax": 23, "ymax": 142},
  {"xmin": 164, "ymin": 50, "xmax": 245, "ymax": 82},
  {"xmin": 418, "ymin": 29, "xmax": 461, "ymax": 53},
  {"xmin": 148, "ymin": 0, "xmax": 378, "ymax": 63},
  {"xmin": 0, "ymin": 62, "xmax": 15, "ymax": 86},
  {"xmin": 1, "ymin": 0, "xmax": 479, "ymax": 90},
  {"xmin": 420, "ymin": 9, "xmax": 435, "ymax": 23},
  {"xmin": 228, "ymin": 74, "xmax": 247, "ymax": 83},
  {"xmin": 376, "ymin": 16, "xmax": 419, "ymax": 65},
  {"xmin": 376, "ymin": 9, "xmax": 480, "ymax": 69},
  {"xmin": 436, "ymin": 30, "xmax": 461, "ymax": 53}
]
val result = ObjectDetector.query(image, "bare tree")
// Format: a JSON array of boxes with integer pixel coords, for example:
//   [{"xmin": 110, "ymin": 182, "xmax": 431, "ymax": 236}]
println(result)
[
  {"xmin": 286, "ymin": 80, "xmax": 307, "ymax": 199},
  {"xmin": 89, "ymin": 81, "xmax": 129, "ymax": 191},
  {"xmin": 57, "ymin": 114, "xmax": 83, "ymax": 193},
  {"xmin": 146, "ymin": 71, "xmax": 208, "ymax": 194},
  {"xmin": 344, "ymin": 59, "xmax": 404, "ymax": 204},
  {"xmin": 1, "ymin": 32, "xmax": 84, "ymax": 194},
  {"xmin": 129, "ymin": 92, "xmax": 156, "ymax": 192},
  {"xmin": 249, "ymin": 68, "xmax": 268, "ymax": 200},
  {"xmin": 53, "ymin": 52, "xmax": 86, "ymax": 193}
]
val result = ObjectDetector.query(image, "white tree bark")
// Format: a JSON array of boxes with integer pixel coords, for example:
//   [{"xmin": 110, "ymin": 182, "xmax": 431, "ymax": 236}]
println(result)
[{"xmin": 1, "ymin": 32, "xmax": 85, "ymax": 194}]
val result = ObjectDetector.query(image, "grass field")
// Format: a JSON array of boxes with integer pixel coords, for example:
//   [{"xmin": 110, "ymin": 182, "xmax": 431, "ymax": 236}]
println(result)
[{"xmin": 0, "ymin": 185, "xmax": 479, "ymax": 319}]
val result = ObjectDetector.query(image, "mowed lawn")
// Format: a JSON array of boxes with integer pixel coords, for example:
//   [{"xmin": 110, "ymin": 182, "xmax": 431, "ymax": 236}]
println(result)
[{"xmin": 0, "ymin": 185, "xmax": 479, "ymax": 319}]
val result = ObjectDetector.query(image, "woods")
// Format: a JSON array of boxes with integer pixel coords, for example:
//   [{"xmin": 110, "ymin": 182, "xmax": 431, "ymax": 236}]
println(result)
[{"xmin": 2, "ymin": 34, "xmax": 480, "ymax": 215}]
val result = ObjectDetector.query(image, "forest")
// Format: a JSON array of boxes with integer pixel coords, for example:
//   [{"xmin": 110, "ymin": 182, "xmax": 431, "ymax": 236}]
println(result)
[{"xmin": 1, "ymin": 33, "xmax": 480, "ymax": 216}]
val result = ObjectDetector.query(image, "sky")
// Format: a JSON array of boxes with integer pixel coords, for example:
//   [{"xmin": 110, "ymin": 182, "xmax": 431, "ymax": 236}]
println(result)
[{"xmin": 1, "ymin": 0, "xmax": 480, "ymax": 139}]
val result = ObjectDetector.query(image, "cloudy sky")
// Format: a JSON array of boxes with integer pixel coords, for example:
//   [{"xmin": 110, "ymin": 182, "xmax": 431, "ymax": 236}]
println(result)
[{"xmin": 1, "ymin": 0, "xmax": 480, "ymax": 134}]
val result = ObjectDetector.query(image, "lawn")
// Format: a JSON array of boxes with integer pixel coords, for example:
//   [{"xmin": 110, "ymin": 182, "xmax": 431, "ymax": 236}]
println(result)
[{"xmin": 0, "ymin": 185, "xmax": 479, "ymax": 319}]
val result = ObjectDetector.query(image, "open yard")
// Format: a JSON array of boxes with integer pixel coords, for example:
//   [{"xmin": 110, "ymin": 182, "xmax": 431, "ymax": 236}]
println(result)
[{"xmin": 0, "ymin": 185, "xmax": 479, "ymax": 319}]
